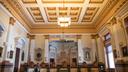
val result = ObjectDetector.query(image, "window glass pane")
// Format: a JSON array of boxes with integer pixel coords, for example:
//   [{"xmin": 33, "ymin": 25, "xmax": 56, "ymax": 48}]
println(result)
[{"xmin": 107, "ymin": 45, "xmax": 115, "ymax": 68}]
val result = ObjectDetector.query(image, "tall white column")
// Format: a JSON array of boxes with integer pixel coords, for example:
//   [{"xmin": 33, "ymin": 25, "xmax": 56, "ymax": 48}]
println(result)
[
  {"xmin": 91, "ymin": 34, "xmax": 105, "ymax": 63},
  {"xmin": 97, "ymin": 37, "xmax": 105, "ymax": 63},
  {"xmin": 77, "ymin": 35, "xmax": 84, "ymax": 63},
  {"xmin": 3, "ymin": 17, "xmax": 15, "ymax": 60},
  {"xmin": 27, "ymin": 34, "xmax": 35, "ymax": 63},
  {"xmin": 44, "ymin": 35, "xmax": 49, "ymax": 63},
  {"xmin": 91, "ymin": 37, "xmax": 97, "ymax": 62},
  {"xmin": 24, "ymin": 38, "xmax": 29, "ymax": 63}
]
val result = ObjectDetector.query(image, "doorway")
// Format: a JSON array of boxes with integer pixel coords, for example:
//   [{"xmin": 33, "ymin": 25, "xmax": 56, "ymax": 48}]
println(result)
[
  {"xmin": 105, "ymin": 44, "xmax": 115, "ymax": 72},
  {"xmin": 14, "ymin": 48, "xmax": 20, "ymax": 72}
]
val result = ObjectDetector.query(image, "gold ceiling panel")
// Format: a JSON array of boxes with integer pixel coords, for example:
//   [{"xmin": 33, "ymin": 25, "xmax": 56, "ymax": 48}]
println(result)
[
  {"xmin": 83, "ymin": 17, "xmax": 91, "ymax": 20},
  {"xmin": 22, "ymin": 0, "xmax": 37, "ymax": 3},
  {"xmin": 71, "ymin": 17, "xmax": 77, "ymax": 22},
  {"xmin": 70, "ymin": 7, "xmax": 81, "ymax": 22},
  {"xmin": 45, "ymin": 7, "xmax": 81, "ymax": 22},
  {"xmin": 90, "ymin": 0, "xmax": 104, "ymax": 3},
  {"xmin": 70, "ymin": 12, "xmax": 78, "ymax": 16},
  {"xmin": 49, "ymin": 17, "xmax": 57, "ymax": 22},
  {"xmin": 82, "ymin": 7, "xmax": 99, "ymax": 22},
  {"xmin": 6, "ymin": 0, "xmax": 120, "ymax": 29},
  {"xmin": 42, "ymin": 0, "xmax": 85, "ymax": 3},
  {"xmin": 47, "ymin": 7, "xmax": 56, "ymax": 11},
  {"xmin": 59, "ymin": 7, "xmax": 68, "ymax": 10},
  {"xmin": 28, "ymin": 7, "xmax": 44, "ymax": 22},
  {"xmin": 48, "ymin": 12, "xmax": 56, "ymax": 16},
  {"xmin": 71, "ymin": 7, "xmax": 79, "ymax": 10},
  {"xmin": 59, "ymin": 12, "xmax": 67, "ymax": 16}
]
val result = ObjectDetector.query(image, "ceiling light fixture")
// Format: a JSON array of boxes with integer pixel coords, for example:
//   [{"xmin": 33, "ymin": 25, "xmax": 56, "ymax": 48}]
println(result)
[
  {"xmin": 57, "ymin": 0, "xmax": 71, "ymax": 27},
  {"xmin": 58, "ymin": 17, "xmax": 71, "ymax": 27}
]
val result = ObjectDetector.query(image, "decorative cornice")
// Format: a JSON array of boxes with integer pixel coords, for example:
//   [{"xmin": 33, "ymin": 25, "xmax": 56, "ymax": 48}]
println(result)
[
  {"xmin": 0, "ymin": 0, "xmax": 31, "ymax": 32},
  {"xmin": 44, "ymin": 35, "xmax": 49, "ymax": 39},
  {"xmin": 30, "ymin": 28, "xmax": 96, "ymax": 34},
  {"xmin": 96, "ymin": 0, "xmax": 128, "ymax": 33},
  {"xmin": 91, "ymin": 34, "xmax": 99, "ymax": 39},
  {"xmin": 111, "ymin": 17, "xmax": 117, "ymax": 25},
  {"xmin": 76, "ymin": 35, "xmax": 81, "ymax": 39},
  {"xmin": 27, "ymin": 33, "xmax": 35, "ymax": 39}
]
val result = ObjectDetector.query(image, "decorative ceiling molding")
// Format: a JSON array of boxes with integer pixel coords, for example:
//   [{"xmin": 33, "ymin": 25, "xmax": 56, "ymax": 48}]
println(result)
[
  {"xmin": 0, "ymin": 0, "xmax": 128, "ymax": 34},
  {"xmin": 31, "ymin": 28, "xmax": 96, "ymax": 34},
  {"xmin": 5, "ymin": 0, "xmax": 106, "ymax": 26}
]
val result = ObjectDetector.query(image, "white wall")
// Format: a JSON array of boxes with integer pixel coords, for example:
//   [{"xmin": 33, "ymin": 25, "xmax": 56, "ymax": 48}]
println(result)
[{"xmin": 0, "ymin": 4, "xmax": 29, "ymax": 72}]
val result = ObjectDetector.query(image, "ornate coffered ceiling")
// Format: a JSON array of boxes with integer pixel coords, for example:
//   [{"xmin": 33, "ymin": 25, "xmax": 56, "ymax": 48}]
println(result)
[
  {"xmin": 7, "ymin": 0, "xmax": 107, "ymax": 25},
  {"xmin": 0, "ymin": 0, "xmax": 128, "ymax": 34}
]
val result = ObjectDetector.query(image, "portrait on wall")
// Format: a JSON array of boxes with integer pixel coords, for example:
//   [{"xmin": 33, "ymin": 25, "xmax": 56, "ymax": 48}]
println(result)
[
  {"xmin": 7, "ymin": 51, "xmax": 13, "ymax": 58},
  {"xmin": 113, "ymin": 49, "xmax": 117, "ymax": 58},
  {"xmin": 35, "ymin": 48, "xmax": 42, "ymax": 61},
  {"xmin": 0, "ymin": 47, "xmax": 3, "ymax": 57},
  {"xmin": 121, "ymin": 46, "xmax": 128, "ymax": 57},
  {"xmin": 83, "ymin": 48, "xmax": 91, "ymax": 61},
  {"xmin": 9, "ymin": 50, "xmax": 13, "ymax": 59}
]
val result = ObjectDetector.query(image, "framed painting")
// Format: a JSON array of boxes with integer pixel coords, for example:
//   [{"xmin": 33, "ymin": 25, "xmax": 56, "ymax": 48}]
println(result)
[
  {"xmin": 0, "ymin": 47, "xmax": 3, "ymax": 57},
  {"xmin": 35, "ymin": 48, "xmax": 42, "ymax": 61},
  {"xmin": 9, "ymin": 50, "xmax": 13, "ymax": 58},
  {"xmin": 121, "ymin": 46, "xmax": 128, "ymax": 57},
  {"xmin": 83, "ymin": 48, "xmax": 91, "ymax": 61},
  {"xmin": 113, "ymin": 49, "xmax": 117, "ymax": 58}
]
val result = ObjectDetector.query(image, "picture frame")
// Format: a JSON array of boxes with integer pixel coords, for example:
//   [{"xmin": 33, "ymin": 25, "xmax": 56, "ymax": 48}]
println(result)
[
  {"xmin": 83, "ymin": 48, "xmax": 91, "ymax": 61},
  {"xmin": 0, "ymin": 47, "xmax": 3, "ymax": 57},
  {"xmin": 121, "ymin": 46, "xmax": 128, "ymax": 57},
  {"xmin": 113, "ymin": 49, "xmax": 117, "ymax": 58},
  {"xmin": 9, "ymin": 50, "xmax": 13, "ymax": 58},
  {"xmin": 35, "ymin": 48, "xmax": 42, "ymax": 61}
]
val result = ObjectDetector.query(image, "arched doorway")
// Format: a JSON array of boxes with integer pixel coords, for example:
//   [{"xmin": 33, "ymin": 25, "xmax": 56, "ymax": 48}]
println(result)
[{"xmin": 14, "ymin": 38, "xmax": 26, "ymax": 72}]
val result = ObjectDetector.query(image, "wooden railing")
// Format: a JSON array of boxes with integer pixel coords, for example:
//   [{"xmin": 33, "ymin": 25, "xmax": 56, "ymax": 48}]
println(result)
[
  {"xmin": 0, "ymin": 61, "xmax": 13, "ymax": 72},
  {"xmin": 28, "ymin": 67, "xmax": 99, "ymax": 72}
]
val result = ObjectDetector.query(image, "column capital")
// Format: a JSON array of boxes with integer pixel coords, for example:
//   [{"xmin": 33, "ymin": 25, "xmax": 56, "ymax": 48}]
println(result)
[
  {"xmin": 111, "ymin": 17, "xmax": 117, "ymax": 25},
  {"xmin": 76, "ymin": 35, "xmax": 81, "ymax": 39},
  {"xmin": 9, "ymin": 17, "xmax": 16, "ymax": 25},
  {"xmin": 91, "ymin": 34, "xmax": 99, "ymax": 39},
  {"xmin": 44, "ymin": 35, "xmax": 49, "ymax": 39},
  {"xmin": 118, "ymin": 18, "xmax": 124, "ymax": 28},
  {"xmin": 27, "ymin": 33, "xmax": 35, "ymax": 39}
]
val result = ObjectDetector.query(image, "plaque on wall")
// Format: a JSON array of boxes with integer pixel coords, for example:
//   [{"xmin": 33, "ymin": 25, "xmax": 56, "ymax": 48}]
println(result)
[{"xmin": 35, "ymin": 48, "xmax": 42, "ymax": 61}]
